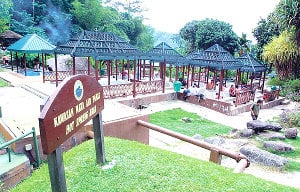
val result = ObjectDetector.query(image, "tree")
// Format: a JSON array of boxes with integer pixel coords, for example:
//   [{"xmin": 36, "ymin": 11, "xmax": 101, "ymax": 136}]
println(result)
[
  {"xmin": 262, "ymin": 29, "xmax": 300, "ymax": 79},
  {"xmin": 180, "ymin": 19, "xmax": 239, "ymax": 54},
  {"xmin": 274, "ymin": 0, "xmax": 300, "ymax": 44},
  {"xmin": 238, "ymin": 33, "xmax": 251, "ymax": 56},
  {"xmin": 0, "ymin": 0, "xmax": 13, "ymax": 33},
  {"xmin": 252, "ymin": 14, "xmax": 281, "ymax": 60},
  {"xmin": 103, "ymin": 0, "xmax": 145, "ymax": 18},
  {"xmin": 179, "ymin": 20, "xmax": 200, "ymax": 53}
]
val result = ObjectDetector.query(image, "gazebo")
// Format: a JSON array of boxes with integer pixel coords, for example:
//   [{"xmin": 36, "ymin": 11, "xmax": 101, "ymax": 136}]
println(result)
[
  {"xmin": 143, "ymin": 42, "xmax": 190, "ymax": 91},
  {"xmin": 0, "ymin": 30, "xmax": 23, "ymax": 50},
  {"xmin": 7, "ymin": 34, "xmax": 56, "ymax": 76},
  {"xmin": 54, "ymin": 31, "xmax": 180, "ymax": 98},
  {"xmin": 238, "ymin": 53, "xmax": 267, "ymax": 93},
  {"xmin": 187, "ymin": 44, "xmax": 243, "ymax": 99}
]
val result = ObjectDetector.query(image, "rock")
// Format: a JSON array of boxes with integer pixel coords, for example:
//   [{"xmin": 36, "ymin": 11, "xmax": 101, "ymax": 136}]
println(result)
[
  {"xmin": 182, "ymin": 117, "xmax": 192, "ymax": 123},
  {"xmin": 285, "ymin": 128, "xmax": 298, "ymax": 139},
  {"xmin": 192, "ymin": 134, "xmax": 203, "ymax": 140},
  {"xmin": 263, "ymin": 141, "xmax": 294, "ymax": 152},
  {"xmin": 259, "ymin": 132, "xmax": 285, "ymax": 140},
  {"xmin": 240, "ymin": 145, "xmax": 288, "ymax": 168},
  {"xmin": 228, "ymin": 129, "xmax": 241, "ymax": 139},
  {"xmin": 204, "ymin": 136, "xmax": 225, "ymax": 146},
  {"xmin": 246, "ymin": 120, "xmax": 269, "ymax": 134},
  {"xmin": 240, "ymin": 128, "xmax": 254, "ymax": 138},
  {"xmin": 266, "ymin": 123, "xmax": 282, "ymax": 132}
]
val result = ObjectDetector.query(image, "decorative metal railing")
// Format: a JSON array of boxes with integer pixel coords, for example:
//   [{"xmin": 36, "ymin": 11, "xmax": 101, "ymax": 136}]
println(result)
[
  {"xmin": 103, "ymin": 83, "xmax": 134, "ymax": 99},
  {"xmin": 135, "ymin": 80, "xmax": 163, "ymax": 94},
  {"xmin": 235, "ymin": 89, "xmax": 255, "ymax": 107},
  {"xmin": 44, "ymin": 71, "xmax": 163, "ymax": 99}
]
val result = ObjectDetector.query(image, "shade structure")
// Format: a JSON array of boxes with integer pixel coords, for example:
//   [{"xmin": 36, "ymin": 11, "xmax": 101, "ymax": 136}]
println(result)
[
  {"xmin": 0, "ymin": 30, "xmax": 23, "ymax": 48},
  {"xmin": 7, "ymin": 34, "xmax": 56, "ymax": 54},
  {"xmin": 186, "ymin": 50, "xmax": 209, "ymax": 67},
  {"xmin": 55, "ymin": 30, "xmax": 142, "ymax": 60},
  {"xmin": 237, "ymin": 53, "xmax": 267, "ymax": 72},
  {"xmin": 192, "ymin": 44, "xmax": 243, "ymax": 70},
  {"xmin": 144, "ymin": 42, "xmax": 189, "ymax": 66}
]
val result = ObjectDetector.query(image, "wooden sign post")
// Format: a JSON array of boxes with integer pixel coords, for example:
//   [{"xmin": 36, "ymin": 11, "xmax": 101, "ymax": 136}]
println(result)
[{"xmin": 39, "ymin": 75, "xmax": 105, "ymax": 192}]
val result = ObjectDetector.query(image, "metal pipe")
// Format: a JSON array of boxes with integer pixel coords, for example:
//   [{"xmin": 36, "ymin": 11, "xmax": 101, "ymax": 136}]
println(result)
[{"xmin": 137, "ymin": 120, "xmax": 250, "ymax": 172}]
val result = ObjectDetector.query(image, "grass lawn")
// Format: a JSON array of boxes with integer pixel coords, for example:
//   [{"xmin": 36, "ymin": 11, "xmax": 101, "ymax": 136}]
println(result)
[
  {"xmin": 0, "ymin": 78, "xmax": 9, "ymax": 87},
  {"xmin": 9, "ymin": 138, "xmax": 300, "ymax": 192},
  {"xmin": 150, "ymin": 108, "xmax": 232, "ymax": 137}
]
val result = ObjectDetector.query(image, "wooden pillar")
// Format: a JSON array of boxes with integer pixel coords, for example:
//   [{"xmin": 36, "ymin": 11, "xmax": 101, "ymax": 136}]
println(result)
[
  {"xmin": 162, "ymin": 59, "xmax": 166, "ymax": 93},
  {"xmin": 169, "ymin": 64, "xmax": 172, "ymax": 82},
  {"xmin": 191, "ymin": 66, "xmax": 195, "ymax": 86},
  {"xmin": 175, "ymin": 66, "xmax": 179, "ymax": 81},
  {"xmin": 115, "ymin": 59, "xmax": 118, "ymax": 80},
  {"xmin": 54, "ymin": 53, "xmax": 58, "ymax": 87},
  {"xmin": 42, "ymin": 53, "xmax": 45, "ymax": 83},
  {"xmin": 87, "ymin": 57, "xmax": 91, "ymax": 76},
  {"xmin": 23, "ymin": 53, "xmax": 27, "ymax": 76},
  {"xmin": 95, "ymin": 60, "xmax": 99, "ymax": 81},
  {"xmin": 127, "ymin": 60, "xmax": 130, "ymax": 81},
  {"xmin": 133, "ymin": 60, "xmax": 137, "ymax": 97},
  {"xmin": 186, "ymin": 64, "xmax": 190, "ymax": 88},
  {"xmin": 107, "ymin": 60, "xmax": 111, "ymax": 86},
  {"xmin": 72, "ymin": 56, "xmax": 76, "ymax": 75}
]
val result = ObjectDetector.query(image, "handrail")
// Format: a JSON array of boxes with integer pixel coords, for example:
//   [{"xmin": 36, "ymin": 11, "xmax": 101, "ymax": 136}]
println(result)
[
  {"xmin": 0, "ymin": 127, "xmax": 41, "ymax": 167},
  {"xmin": 137, "ymin": 120, "xmax": 250, "ymax": 173}
]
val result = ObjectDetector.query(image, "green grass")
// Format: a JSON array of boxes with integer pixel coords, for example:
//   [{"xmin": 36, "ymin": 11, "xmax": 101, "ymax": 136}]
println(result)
[
  {"xmin": 9, "ymin": 137, "xmax": 300, "ymax": 192},
  {"xmin": 150, "ymin": 108, "xmax": 232, "ymax": 137},
  {"xmin": 151, "ymin": 108, "xmax": 300, "ymax": 172},
  {"xmin": 0, "ymin": 78, "xmax": 9, "ymax": 87}
]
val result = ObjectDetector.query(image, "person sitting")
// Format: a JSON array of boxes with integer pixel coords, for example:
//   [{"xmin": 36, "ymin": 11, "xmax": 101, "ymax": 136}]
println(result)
[
  {"xmin": 2, "ymin": 55, "xmax": 8, "ymax": 65},
  {"xmin": 183, "ymin": 88, "xmax": 191, "ymax": 101},
  {"xmin": 229, "ymin": 84, "xmax": 236, "ymax": 97},
  {"xmin": 47, "ymin": 65, "xmax": 53, "ymax": 72},
  {"xmin": 207, "ymin": 80, "xmax": 214, "ymax": 90}
]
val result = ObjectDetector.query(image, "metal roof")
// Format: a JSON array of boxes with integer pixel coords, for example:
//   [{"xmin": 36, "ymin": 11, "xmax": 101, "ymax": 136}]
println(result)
[
  {"xmin": 237, "ymin": 53, "xmax": 267, "ymax": 72},
  {"xmin": 7, "ymin": 34, "xmax": 56, "ymax": 53},
  {"xmin": 55, "ymin": 30, "xmax": 142, "ymax": 60},
  {"xmin": 187, "ymin": 44, "xmax": 243, "ymax": 70}
]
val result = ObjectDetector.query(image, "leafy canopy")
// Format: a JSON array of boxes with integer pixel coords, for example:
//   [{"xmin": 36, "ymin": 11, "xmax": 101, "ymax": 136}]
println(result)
[{"xmin": 180, "ymin": 18, "xmax": 239, "ymax": 54}]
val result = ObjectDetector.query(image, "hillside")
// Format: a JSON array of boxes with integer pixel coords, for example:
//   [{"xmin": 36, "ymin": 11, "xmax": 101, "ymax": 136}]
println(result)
[{"xmin": 10, "ymin": 137, "xmax": 300, "ymax": 192}]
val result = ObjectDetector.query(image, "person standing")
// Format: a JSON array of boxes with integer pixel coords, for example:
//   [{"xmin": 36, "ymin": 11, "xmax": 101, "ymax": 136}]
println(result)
[{"xmin": 250, "ymin": 99, "xmax": 263, "ymax": 120}]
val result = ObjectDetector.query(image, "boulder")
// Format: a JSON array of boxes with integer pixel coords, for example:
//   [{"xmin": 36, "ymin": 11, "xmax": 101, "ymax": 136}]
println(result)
[
  {"xmin": 259, "ymin": 132, "xmax": 285, "ymax": 140},
  {"xmin": 246, "ymin": 120, "xmax": 269, "ymax": 134},
  {"xmin": 240, "ymin": 129, "xmax": 254, "ymax": 138},
  {"xmin": 266, "ymin": 123, "xmax": 282, "ymax": 132},
  {"xmin": 240, "ymin": 145, "xmax": 288, "ymax": 168},
  {"xmin": 263, "ymin": 141, "xmax": 294, "ymax": 152},
  {"xmin": 285, "ymin": 128, "xmax": 298, "ymax": 139},
  {"xmin": 204, "ymin": 136, "xmax": 225, "ymax": 146}
]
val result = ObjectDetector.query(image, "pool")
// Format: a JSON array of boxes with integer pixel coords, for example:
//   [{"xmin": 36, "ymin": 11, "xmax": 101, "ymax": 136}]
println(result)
[{"xmin": 19, "ymin": 69, "xmax": 41, "ymax": 76}]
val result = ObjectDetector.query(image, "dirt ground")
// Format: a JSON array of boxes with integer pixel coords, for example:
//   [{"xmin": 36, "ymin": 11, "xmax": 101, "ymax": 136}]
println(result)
[{"xmin": 139, "ymin": 100, "xmax": 300, "ymax": 189}]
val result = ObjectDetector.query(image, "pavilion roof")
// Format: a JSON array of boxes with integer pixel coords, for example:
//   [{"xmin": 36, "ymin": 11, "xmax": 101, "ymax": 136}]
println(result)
[
  {"xmin": 7, "ymin": 34, "xmax": 56, "ymax": 53},
  {"xmin": 0, "ymin": 30, "xmax": 22, "ymax": 39},
  {"xmin": 144, "ymin": 42, "xmax": 189, "ymax": 65},
  {"xmin": 188, "ymin": 44, "xmax": 243, "ymax": 70},
  {"xmin": 237, "ymin": 53, "xmax": 267, "ymax": 72},
  {"xmin": 186, "ymin": 50, "xmax": 208, "ymax": 67},
  {"xmin": 55, "ymin": 30, "xmax": 142, "ymax": 60}
]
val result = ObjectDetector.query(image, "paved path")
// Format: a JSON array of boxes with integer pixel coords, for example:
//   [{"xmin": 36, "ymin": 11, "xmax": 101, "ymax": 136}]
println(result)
[{"xmin": 1, "ymin": 69, "xmax": 299, "ymax": 189}]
